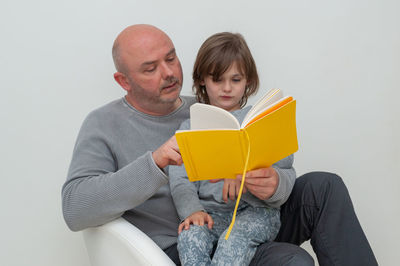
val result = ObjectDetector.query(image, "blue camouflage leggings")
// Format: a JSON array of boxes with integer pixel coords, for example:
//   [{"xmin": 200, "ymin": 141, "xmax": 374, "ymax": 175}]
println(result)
[{"xmin": 177, "ymin": 205, "xmax": 280, "ymax": 266}]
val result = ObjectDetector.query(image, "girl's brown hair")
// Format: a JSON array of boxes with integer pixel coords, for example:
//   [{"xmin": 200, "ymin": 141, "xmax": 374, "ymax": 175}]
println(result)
[{"xmin": 192, "ymin": 32, "xmax": 259, "ymax": 108}]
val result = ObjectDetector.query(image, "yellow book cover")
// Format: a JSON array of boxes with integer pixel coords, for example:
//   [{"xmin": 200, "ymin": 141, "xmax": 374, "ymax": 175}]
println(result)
[{"xmin": 175, "ymin": 88, "xmax": 298, "ymax": 182}]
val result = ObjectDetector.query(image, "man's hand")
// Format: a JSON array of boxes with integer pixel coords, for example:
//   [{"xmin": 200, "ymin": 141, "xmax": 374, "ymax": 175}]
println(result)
[
  {"xmin": 236, "ymin": 167, "xmax": 279, "ymax": 200},
  {"xmin": 222, "ymin": 179, "xmax": 246, "ymax": 203},
  {"xmin": 178, "ymin": 211, "xmax": 214, "ymax": 234},
  {"xmin": 152, "ymin": 136, "xmax": 182, "ymax": 169}
]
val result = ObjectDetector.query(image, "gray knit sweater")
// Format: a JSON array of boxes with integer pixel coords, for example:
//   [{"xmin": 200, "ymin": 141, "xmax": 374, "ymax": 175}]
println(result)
[
  {"xmin": 169, "ymin": 107, "xmax": 296, "ymax": 221},
  {"xmin": 62, "ymin": 96, "xmax": 296, "ymax": 250},
  {"xmin": 62, "ymin": 96, "xmax": 196, "ymax": 249}
]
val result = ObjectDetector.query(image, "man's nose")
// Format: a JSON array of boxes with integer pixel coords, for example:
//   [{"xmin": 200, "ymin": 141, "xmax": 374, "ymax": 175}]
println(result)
[{"xmin": 160, "ymin": 61, "xmax": 174, "ymax": 79}]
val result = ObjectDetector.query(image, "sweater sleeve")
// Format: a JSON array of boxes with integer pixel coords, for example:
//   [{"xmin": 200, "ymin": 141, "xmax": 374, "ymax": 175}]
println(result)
[
  {"xmin": 265, "ymin": 154, "xmax": 296, "ymax": 208},
  {"xmin": 169, "ymin": 119, "xmax": 205, "ymax": 220},
  {"xmin": 62, "ymin": 113, "xmax": 169, "ymax": 231},
  {"xmin": 169, "ymin": 165, "xmax": 205, "ymax": 221}
]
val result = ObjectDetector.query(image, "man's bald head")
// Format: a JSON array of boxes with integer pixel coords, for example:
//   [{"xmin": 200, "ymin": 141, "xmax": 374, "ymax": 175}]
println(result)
[
  {"xmin": 112, "ymin": 24, "xmax": 172, "ymax": 74},
  {"xmin": 111, "ymin": 24, "xmax": 183, "ymax": 115}
]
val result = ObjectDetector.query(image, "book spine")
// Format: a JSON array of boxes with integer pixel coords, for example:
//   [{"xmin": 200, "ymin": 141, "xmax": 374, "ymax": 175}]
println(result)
[
  {"xmin": 178, "ymin": 134, "xmax": 199, "ymax": 181},
  {"xmin": 239, "ymin": 129, "xmax": 249, "ymax": 171}
]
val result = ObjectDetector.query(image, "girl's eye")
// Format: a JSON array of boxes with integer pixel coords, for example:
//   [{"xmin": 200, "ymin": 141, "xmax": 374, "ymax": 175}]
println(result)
[{"xmin": 232, "ymin": 79, "xmax": 241, "ymax": 82}]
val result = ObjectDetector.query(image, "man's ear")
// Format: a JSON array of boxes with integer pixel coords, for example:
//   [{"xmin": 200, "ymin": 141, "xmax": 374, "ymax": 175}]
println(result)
[{"xmin": 114, "ymin": 72, "xmax": 131, "ymax": 92}]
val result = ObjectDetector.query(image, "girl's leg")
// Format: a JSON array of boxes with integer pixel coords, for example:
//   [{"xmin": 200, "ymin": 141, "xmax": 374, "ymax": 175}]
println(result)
[
  {"xmin": 178, "ymin": 224, "xmax": 216, "ymax": 266},
  {"xmin": 212, "ymin": 206, "xmax": 280, "ymax": 265}
]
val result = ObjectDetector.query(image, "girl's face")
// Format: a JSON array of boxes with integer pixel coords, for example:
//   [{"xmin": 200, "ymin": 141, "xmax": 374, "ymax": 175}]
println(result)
[{"xmin": 202, "ymin": 62, "xmax": 247, "ymax": 112}]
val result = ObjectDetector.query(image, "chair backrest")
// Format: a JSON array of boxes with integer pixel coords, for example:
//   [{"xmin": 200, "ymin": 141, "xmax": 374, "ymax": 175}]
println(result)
[{"xmin": 82, "ymin": 217, "xmax": 176, "ymax": 266}]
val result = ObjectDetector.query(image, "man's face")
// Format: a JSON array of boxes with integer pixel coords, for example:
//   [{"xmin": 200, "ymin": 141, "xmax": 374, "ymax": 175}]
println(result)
[{"xmin": 122, "ymin": 32, "xmax": 183, "ymax": 106}]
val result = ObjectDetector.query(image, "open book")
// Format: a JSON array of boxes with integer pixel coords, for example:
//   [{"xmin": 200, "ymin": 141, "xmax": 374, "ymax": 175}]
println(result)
[{"xmin": 175, "ymin": 88, "xmax": 298, "ymax": 182}]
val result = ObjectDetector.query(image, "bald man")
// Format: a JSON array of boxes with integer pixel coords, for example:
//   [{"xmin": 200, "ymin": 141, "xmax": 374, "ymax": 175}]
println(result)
[{"xmin": 62, "ymin": 25, "xmax": 377, "ymax": 266}]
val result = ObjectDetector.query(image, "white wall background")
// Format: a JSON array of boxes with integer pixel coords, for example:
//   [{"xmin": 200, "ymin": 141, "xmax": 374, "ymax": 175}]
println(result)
[{"xmin": 1, "ymin": 0, "xmax": 399, "ymax": 265}]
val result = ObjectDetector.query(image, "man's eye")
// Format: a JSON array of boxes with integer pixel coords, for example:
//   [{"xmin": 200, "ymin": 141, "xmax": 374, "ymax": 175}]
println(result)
[
  {"xmin": 166, "ymin": 57, "xmax": 175, "ymax": 62},
  {"xmin": 145, "ymin": 67, "xmax": 156, "ymax": 73}
]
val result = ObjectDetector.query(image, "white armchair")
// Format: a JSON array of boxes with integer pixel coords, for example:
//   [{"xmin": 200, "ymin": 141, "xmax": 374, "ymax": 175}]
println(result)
[{"xmin": 82, "ymin": 217, "xmax": 176, "ymax": 266}]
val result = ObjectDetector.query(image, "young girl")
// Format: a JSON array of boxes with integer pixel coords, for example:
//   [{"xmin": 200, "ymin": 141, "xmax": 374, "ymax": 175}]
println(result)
[{"xmin": 169, "ymin": 32, "xmax": 295, "ymax": 265}]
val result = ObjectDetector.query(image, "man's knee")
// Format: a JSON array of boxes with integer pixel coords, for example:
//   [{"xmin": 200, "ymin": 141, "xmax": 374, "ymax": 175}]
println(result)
[
  {"xmin": 294, "ymin": 171, "xmax": 354, "ymax": 213},
  {"xmin": 298, "ymin": 171, "xmax": 347, "ymax": 194},
  {"xmin": 250, "ymin": 242, "xmax": 314, "ymax": 266},
  {"xmin": 288, "ymin": 250, "xmax": 315, "ymax": 266}
]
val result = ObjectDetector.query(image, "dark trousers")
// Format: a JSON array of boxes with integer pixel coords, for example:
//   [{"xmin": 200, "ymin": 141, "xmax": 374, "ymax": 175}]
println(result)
[{"xmin": 166, "ymin": 172, "xmax": 378, "ymax": 266}]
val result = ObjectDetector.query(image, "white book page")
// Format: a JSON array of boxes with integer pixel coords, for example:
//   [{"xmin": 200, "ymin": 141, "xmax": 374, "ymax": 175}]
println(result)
[
  {"xmin": 190, "ymin": 103, "xmax": 240, "ymax": 130},
  {"xmin": 241, "ymin": 89, "xmax": 283, "ymax": 127},
  {"xmin": 241, "ymin": 95, "xmax": 292, "ymax": 127}
]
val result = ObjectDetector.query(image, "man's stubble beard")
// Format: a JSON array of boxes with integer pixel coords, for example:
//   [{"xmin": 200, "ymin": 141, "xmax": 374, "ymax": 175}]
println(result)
[{"xmin": 130, "ymin": 76, "xmax": 182, "ymax": 105}]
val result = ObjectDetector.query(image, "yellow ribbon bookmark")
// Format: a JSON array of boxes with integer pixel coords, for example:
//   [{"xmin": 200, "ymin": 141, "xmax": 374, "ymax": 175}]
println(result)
[{"xmin": 225, "ymin": 130, "xmax": 250, "ymax": 240}]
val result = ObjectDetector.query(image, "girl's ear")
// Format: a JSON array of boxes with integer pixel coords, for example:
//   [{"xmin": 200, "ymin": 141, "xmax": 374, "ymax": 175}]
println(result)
[{"xmin": 200, "ymin": 80, "xmax": 205, "ymax": 86}]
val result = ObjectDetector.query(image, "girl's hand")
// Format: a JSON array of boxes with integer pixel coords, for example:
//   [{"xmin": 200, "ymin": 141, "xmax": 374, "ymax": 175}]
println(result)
[
  {"xmin": 222, "ymin": 178, "xmax": 246, "ymax": 203},
  {"xmin": 178, "ymin": 211, "xmax": 214, "ymax": 233}
]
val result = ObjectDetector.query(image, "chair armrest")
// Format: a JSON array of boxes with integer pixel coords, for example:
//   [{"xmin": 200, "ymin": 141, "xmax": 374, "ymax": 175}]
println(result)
[{"xmin": 82, "ymin": 217, "xmax": 175, "ymax": 266}]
